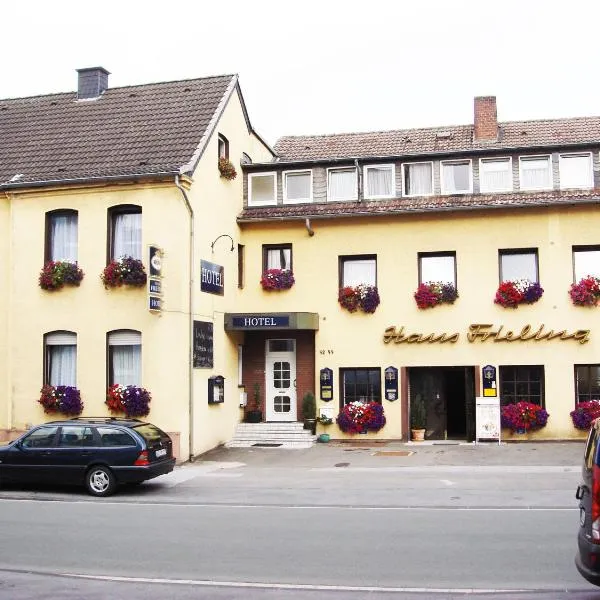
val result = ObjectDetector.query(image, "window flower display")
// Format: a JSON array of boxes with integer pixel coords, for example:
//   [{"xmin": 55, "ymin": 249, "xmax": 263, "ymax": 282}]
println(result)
[
  {"xmin": 494, "ymin": 279, "xmax": 543, "ymax": 309},
  {"xmin": 106, "ymin": 384, "xmax": 151, "ymax": 418},
  {"xmin": 338, "ymin": 284, "xmax": 380, "ymax": 314},
  {"xmin": 500, "ymin": 401, "xmax": 549, "ymax": 433},
  {"xmin": 39, "ymin": 261, "xmax": 84, "ymax": 291},
  {"xmin": 101, "ymin": 256, "xmax": 147, "ymax": 288},
  {"xmin": 570, "ymin": 401, "xmax": 600, "ymax": 430},
  {"xmin": 414, "ymin": 282, "xmax": 458, "ymax": 309},
  {"xmin": 260, "ymin": 269, "xmax": 295, "ymax": 290},
  {"xmin": 218, "ymin": 157, "xmax": 237, "ymax": 180},
  {"xmin": 336, "ymin": 401, "xmax": 386, "ymax": 434},
  {"xmin": 38, "ymin": 385, "xmax": 83, "ymax": 416},
  {"xmin": 569, "ymin": 276, "xmax": 600, "ymax": 307}
]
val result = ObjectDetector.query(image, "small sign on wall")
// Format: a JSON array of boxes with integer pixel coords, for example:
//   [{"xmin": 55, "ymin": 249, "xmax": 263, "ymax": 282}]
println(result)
[
  {"xmin": 320, "ymin": 368, "xmax": 333, "ymax": 401},
  {"xmin": 201, "ymin": 260, "xmax": 224, "ymax": 296},
  {"xmin": 482, "ymin": 365, "xmax": 497, "ymax": 397},
  {"xmin": 384, "ymin": 366, "xmax": 398, "ymax": 401},
  {"xmin": 148, "ymin": 245, "xmax": 163, "ymax": 313},
  {"xmin": 193, "ymin": 321, "xmax": 214, "ymax": 368}
]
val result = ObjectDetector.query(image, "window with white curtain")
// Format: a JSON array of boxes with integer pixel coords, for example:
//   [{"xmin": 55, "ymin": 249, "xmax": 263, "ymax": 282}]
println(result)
[
  {"xmin": 441, "ymin": 160, "xmax": 472, "ymax": 194},
  {"xmin": 573, "ymin": 246, "xmax": 600, "ymax": 281},
  {"xmin": 47, "ymin": 211, "xmax": 78, "ymax": 262},
  {"xmin": 111, "ymin": 208, "xmax": 141, "ymax": 260},
  {"xmin": 328, "ymin": 167, "xmax": 357, "ymax": 201},
  {"xmin": 340, "ymin": 256, "xmax": 376, "ymax": 287},
  {"xmin": 499, "ymin": 249, "xmax": 538, "ymax": 282},
  {"xmin": 364, "ymin": 164, "xmax": 395, "ymax": 198},
  {"xmin": 559, "ymin": 153, "xmax": 593, "ymax": 189},
  {"xmin": 108, "ymin": 330, "xmax": 141, "ymax": 386},
  {"xmin": 45, "ymin": 331, "xmax": 77, "ymax": 387},
  {"xmin": 479, "ymin": 158, "xmax": 512, "ymax": 193},
  {"xmin": 248, "ymin": 173, "xmax": 276, "ymax": 206},
  {"xmin": 419, "ymin": 253, "xmax": 456, "ymax": 285},
  {"xmin": 263, "ymin": 244, "xmax": 292, "ymax": 271},
  {"xmin": 402, "ymin": 163, "xmax": 433, "ymax": 196},
  {"xmin": 283, "ymin": 171, "xmax": 312, "ymax": 203},
  {"xmin": 519, "ymin": 156, "xmax": 552, "ymax": 191}
]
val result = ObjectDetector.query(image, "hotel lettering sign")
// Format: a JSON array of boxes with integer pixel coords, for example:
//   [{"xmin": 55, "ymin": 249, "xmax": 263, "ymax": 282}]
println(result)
[
  {"xmin": 383, "ymin": 323, "xmax": 591, "ymax": 345},
  {"xmin": 232, "ymin": 315, "xmax": 290, "ymax": 328},
  {"xmin": 201, "ymin": 260, "xmax": 224, "ymax": 296}
]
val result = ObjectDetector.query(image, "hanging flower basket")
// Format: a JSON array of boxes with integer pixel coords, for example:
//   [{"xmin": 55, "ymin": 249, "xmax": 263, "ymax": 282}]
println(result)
[
  {"xmin": 336, "ymin": 401, "xmax": 386, "ymax": 434},
  {"xmin": 218, "ymin": 158, "xmax": 237, "ymax": 180},
  {"xmin": 414, "ymin": 282, "xmax": 458, "ymax": 309},
  {"xmin": 570, "ymin": 401, "xmax": 600, "ymax": 429},
  {"xmin": 101, "ymin": 257, "xmax": 147, "ymax": 289},
  {"xmin": 260, "ymin": 269, "xmax": 295, "ymax": 290},
  {"xmin": 106, "ymin": 384, "xmax": 151, "ymax": 418},
  {"xmin": 494, "ymin": 279, "xmax": 543, "ymax": 309},
  {"xmin": 38, "ymin": 385, "xmax": 83, "ymax": 416},
  {"xmin": 338, "ymin": 285, "xmax": 380, "ymax": 314},
  {"xmin": 569, "ymin": 277, "xmax": 600, "ymax": 307},
  {"xmin": 39, "ymin": 261, "xmax": 84, "ymax": 291},
  {"xmin": 500, "ymin": 401, "xmax": 549, "ymax": 433}
]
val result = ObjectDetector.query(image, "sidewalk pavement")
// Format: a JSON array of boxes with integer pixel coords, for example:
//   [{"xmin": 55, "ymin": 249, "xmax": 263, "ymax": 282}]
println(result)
[{"xmin": 193, "ymin": 439, "xmax": 586, "ymax": 470}]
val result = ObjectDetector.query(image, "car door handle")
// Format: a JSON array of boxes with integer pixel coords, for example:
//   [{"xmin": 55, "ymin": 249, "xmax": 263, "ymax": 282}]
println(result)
[{"xmin": 576, "ymin": 485, "xmax": 586, "ymax": 500}]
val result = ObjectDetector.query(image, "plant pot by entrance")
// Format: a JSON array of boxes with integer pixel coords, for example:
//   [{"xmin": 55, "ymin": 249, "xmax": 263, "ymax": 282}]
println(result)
[
  {"xmin": 411, "ymin": 428, "xmax": 426, "ymax": 442},
  {"xmin": 318, "ymin": 433, "xmax": 330, "ymax": 443},
  {"xmin": 303, "ymin": 418, "xmax": 317, "ymax": 435},
  {"xmin": 245, "ymin": 410, "xmax": 262, "ymax": 423}
]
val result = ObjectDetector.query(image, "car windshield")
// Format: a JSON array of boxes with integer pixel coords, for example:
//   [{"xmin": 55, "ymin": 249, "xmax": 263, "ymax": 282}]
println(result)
[{"xmin": 132, "ymin": 423, "xmax": 166, "ymax": 443}]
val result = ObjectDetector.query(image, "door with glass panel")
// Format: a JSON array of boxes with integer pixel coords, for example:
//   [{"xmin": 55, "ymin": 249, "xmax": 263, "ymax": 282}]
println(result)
[{"xmin": 265, "ymin": 339, "xmax": 296, "ymax": 422}]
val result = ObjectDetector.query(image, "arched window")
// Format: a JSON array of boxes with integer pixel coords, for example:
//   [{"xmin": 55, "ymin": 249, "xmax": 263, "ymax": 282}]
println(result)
[
  {"xmin": 218, "ymin": 134, "xmax": 229, "ymax": 160},
  {"xmin": 107, "ymin": 330, "xmax": 142, "ymax": 386},
  {"xmin": 108, "ymin": 205, "xmax": 142, "ymax": 261},
  {"xmin": 44, "ymin": 331, "xmax": 77, "ymax": 387},
  {"xmin": 45, "ymin": 210, "xmax": 78, "ymax": 262}
]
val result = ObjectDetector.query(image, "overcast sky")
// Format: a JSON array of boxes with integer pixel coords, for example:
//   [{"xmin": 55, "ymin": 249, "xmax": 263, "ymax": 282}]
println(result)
[{"xmin": 3, "ymin": 0, "xmax": 598, "ymax": 145}]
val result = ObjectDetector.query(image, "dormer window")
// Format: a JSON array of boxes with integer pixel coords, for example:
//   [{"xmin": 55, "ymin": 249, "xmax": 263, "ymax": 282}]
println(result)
[
  {"xmin": 441, "ymin": 160, "xmax": 472, "ymax": 195},
  {"xmin": 218, "ymin": 134, "xmax": 229, "ymax": 160},
  {"xmin": 479, "ymin": 157, "xmax": 512, "ymax": 193},
  {"xmin": 364, "ymin": 164, "xmax": 395, "ymax": 199},
  {"xmin": 248, "ymin": 172, "xmax": 277, "ymax": 206},
  {"xmin": 519, "ymin": 156, "xmax": 552, "ymax": 191},
  {"xmin": 559, "ymin": 153, "xmax": 593, "ymax": 190},
  {"xmin": 327, "ymin": 167, "xmax": 357, "ymax": 202},
  {"xmin": 283, "ymin": 170, "xmax": 312, "ymax": 204}
]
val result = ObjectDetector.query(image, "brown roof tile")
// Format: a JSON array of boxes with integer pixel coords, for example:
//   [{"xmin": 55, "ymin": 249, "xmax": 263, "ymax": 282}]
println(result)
[
  {"xmin": 0, "ymin": 75, "xmax": 235, "ymax": 186},
  {"xmin": 238, "ymin": 189, "xmax": 600, "ymax": 222},
  {"xmin": 273, "ymin": 117, "xmax": 600, "ymax": 162}
]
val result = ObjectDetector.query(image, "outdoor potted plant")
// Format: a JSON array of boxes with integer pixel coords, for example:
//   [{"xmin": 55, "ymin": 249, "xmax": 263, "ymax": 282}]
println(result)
[
  {"xmin": 410, "ymin": 394, "xmax": 427, "ymax": 441},
  {"xmin": 39, "ymin": 261, "xmax": 85, "ymax": 291},
  {"xmin": 245, "ymin": 382, "xmax": 263, "ymax": 423},
  {"xmin": 101, "ymin": 256, "xmax": 147, "ymax": 289},
  {"xmin": 500, "ymin": 401, "xmax": 549, "ymax": 434},
  {"xmin": 414, "ymin": 281, "xmax": 458, "ymax": 309},
  {"xmin": 336, "ymin": 401, "xmax": 386, "ymax": 434},
  {"xmin": 570, "ymin": 401, "xmax": 600, "ymax": 430},
  {"xmin": 218, "ymin": 157, "xmax": 237, "ymax": 180},
  {"xmin": 302, "ymin": 391, "xmax": 317, "ymax": 435},
  {"xmin": 317, "ymin": 413, "xmax": 333, "ymax": 443},
  {"xmin": 38, "ymin": 384, "xmax": 84, "ymax": 416}
]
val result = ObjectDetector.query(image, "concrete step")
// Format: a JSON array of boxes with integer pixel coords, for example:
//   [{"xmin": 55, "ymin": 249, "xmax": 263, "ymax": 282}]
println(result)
[{"xmin": 226, "ymin": 421, "xmax": 317, "ymax": 449}]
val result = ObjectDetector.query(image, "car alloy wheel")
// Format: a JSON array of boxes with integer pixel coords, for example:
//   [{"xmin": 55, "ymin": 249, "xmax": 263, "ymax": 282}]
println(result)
[{"xmin": 85, "ymin": 466, "xmax": 116, "ymax": 497}]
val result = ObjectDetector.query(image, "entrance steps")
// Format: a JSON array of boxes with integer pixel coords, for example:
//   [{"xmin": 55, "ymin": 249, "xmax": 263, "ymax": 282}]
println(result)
[{"xmin": 225, "ymin": 422, "xmax": 316, "ymax": 449}]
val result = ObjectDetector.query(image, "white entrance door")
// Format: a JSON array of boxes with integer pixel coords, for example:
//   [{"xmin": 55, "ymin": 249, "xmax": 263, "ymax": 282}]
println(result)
[{"xmin": 265, "ymin": 339, "xmax": 297, "ymax": 422}]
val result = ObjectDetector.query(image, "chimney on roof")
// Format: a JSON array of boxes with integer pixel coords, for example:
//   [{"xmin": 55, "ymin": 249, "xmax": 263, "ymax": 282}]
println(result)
[
  {"xmin": 76, "ymin": 67, "xmax": 110, "ymax": 100},
  {"xmin": 473, "ymin": 96, "xmax": 498, "ymax": 142}
]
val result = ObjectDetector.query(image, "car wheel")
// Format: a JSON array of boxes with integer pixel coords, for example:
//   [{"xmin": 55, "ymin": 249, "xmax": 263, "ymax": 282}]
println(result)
[{"xmin": 85, "ymin": 466, "xmax": 116, "ymax": 497}]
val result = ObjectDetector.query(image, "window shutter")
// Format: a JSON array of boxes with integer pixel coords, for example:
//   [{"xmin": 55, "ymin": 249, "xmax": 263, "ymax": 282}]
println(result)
[
  {"xmin": 108, "ymin": 331, "xmax": 141, "ymax": 346},
  {"xmin": 45, "ymin": 332, "xmax": 77, "ymax": 345}
]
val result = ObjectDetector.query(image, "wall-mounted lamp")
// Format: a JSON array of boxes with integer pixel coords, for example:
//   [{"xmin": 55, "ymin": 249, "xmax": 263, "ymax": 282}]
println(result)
[{"xmin": 210, "ymin": 234, "xmax": 234, "ymax": 253}]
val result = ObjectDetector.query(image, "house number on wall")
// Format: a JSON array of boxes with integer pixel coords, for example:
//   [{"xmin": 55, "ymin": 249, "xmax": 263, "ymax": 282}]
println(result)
[{"xmin": 319, "ymin": 350, "xmax": 334, "ymax": 355}]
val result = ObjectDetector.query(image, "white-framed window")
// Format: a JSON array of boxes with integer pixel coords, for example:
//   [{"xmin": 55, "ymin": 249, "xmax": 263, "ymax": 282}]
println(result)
[
  {"xmin": 218, "ymin": 134, "xmax": 229, "ymax": 160},
  {"xmin": 573, "ymin": 246, "xmax": 600, "ymax": 281},
  {"xmin": 499, "ymin": 249, "xmax": 538, "ymax": 282},
  {"xmin": 419, "ymin": 252, "xmax": 456, "ymax": 286},
  {"xmin": 364, "ymin": 164, "xmax": 395, "ymax": 199},
  {"xmin": 44, "ymin": 331, "xmax": 77, "ymax": 387},
  {"xmin": 108, "ymin": 330, "xmax": 141, "ymax": 387},
  {"xmin": 248, "ymin": 172, "xmax": 277, "ymax": 206},
  {"xmin": 47, "ymin": 210, "xmax": 78, "ymax": 262},
  {"xmin": 340, "ymin": 255, "xmax": 376, "ymax": 287},
  {"xmin": 479, "ymin": 157, "xmax": 513, "ymax": 193},
  {"xmin": 559, "ymin": 153, "xmax": 593, "ymax": 190},
  {"xmin": 402, "ymin": 162, "xmax": 433, "ymax": 197},
  {"xmin": 327, "ymin": 167, "xmax": 358, "ymax": 202},
  {"xmin": 283, "ymin": 170, "xmax": 312, "ymax": 204},
  {"xmin": 440, "ymin": 160, "xmax": 472, "ymax": 194},
  {"xmin": 519, "ymin": 155, "xmax": 552, "ymax": 191}
]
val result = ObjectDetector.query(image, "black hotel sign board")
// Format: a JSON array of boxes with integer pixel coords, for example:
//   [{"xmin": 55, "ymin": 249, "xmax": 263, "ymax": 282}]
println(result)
[
  {"xmin": 193, "ymin": 320, "xmax": 214, "ymax": 368},
  {"xmin": 201, "ymin": 260, "xmax": 224, "ymax": 296}
]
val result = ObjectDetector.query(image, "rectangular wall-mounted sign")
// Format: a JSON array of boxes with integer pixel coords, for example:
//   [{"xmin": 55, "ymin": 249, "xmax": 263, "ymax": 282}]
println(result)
[
  {"xmin": 149, "ymin": 279, "xmax": 162, "ymax": 294},
  {"xmin": 149, "ymin": 246, "xmax": 163, "ymax": 277},
  {"xmin": 384, "ymin": 366, "xmax": 398, "ymax": 401},
  {"xmin": 231, "ymin": 315, "xmax": 290, "ymax": 329},
  {"xmin": 149, "ymin": 296, "xmax": 161, "ymax": 312},
  {"xmin": 201, "ymin": 260, "xmax": 224, "ymax": 296},
  {"xmin": 193, "ymin": 320, "xmax": 214, "ymax": 368},
  {"xmin": 482, "ymin": 365, "xmax": 497, "ymax": 397},
  {"xmin": 320, "ymin": 367, "xmax": 333, "ymax": 401}
]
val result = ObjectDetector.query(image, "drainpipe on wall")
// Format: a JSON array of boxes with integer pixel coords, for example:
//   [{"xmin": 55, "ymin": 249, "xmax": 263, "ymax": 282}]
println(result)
[
  {"xmin": 174, "ymin": 175, "xmax": 195, "ymax": 462},
  {"xmin": 355, "ymin": 159, "xmax": 362, "ymax": 202}
]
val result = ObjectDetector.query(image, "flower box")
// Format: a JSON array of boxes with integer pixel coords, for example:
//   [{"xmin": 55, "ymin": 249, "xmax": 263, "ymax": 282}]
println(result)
[
  {"xmin": 260, "ymin": 269, "xmax": 295, "ymax": 290},
  {"xmin": 336, "ymin": 401, "xmax": 386, "ymax": 434},
  {"xmin": 494, "ymin": 279, "xmax": 543, "ymax": 309},
  {"xmin": 38, "ymin": 385, "xmax": 83, "ymax": 416},
  {"xmin": 106, "ymin": 384, "xmax": 151, "ymax": 418},
  {"xmin": 570, "ymin": 400, "xmax": 600, "ymax": 429},
  {"xmin": 39, "ymin": 261, "xmax": 84, "ymax": 291},
  {"xmin": 569, "ymin": 277, "xmax": 600, "ymax": 307},
  {"xmin": 101, "ymin": 257, "xmax": 147, "ymax": 288},
  {"xmin": 414, "ymin": 281, "xmax": 458, "ymax": 309},
  {"xmin": 500, "ymin": 401, "xmax": 549, "ymax": 433},
  {"xmin": 218, "ymin": 158, "xmax": 237, "ymax": 180},
  {"xmin": 338, "ymin": 284, "xmax": 380, "ymax": 314}
]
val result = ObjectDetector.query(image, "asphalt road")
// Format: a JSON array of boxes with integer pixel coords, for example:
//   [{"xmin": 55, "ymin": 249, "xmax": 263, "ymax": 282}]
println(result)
[{"xmin": 0, "ymin": 453, "xmax": 598, "ymax": 599}]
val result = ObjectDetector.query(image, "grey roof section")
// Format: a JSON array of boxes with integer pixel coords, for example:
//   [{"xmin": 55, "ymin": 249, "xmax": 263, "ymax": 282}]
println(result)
[
  {"xmin": 0, "ymin": 74, "xmax": 269, "ymax": 188},
  {"xmin": 272, "ymin": 117, "xmax": 600, "ymax": 162}
]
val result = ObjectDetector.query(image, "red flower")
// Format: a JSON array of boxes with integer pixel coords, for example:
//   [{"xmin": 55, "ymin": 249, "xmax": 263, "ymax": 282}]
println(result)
[{"xmin": 494, "ymin": 281, "xmax": 524, "ymax": 309}]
